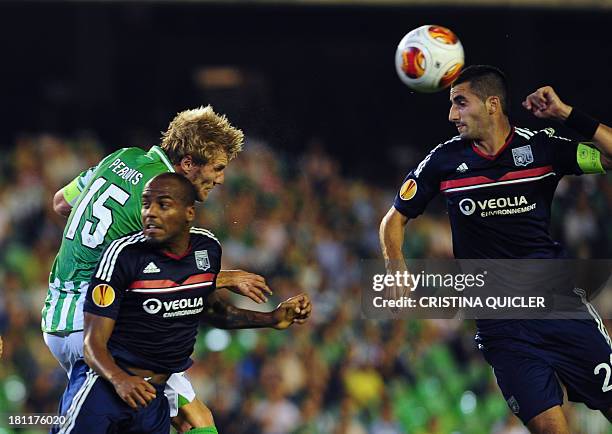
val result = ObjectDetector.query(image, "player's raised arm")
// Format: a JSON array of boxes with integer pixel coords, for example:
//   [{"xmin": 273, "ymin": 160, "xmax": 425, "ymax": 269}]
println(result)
[
  {"xmin": 202, "ymin": 292, "xmax": 311, "ymax": 330},
  {"xmin": 83, "ymin": 313, "xmax": 157, "ymax": 409},
  {"xmin": 522, "ymin": 86, "xmax": 612, "ymax": 170}
]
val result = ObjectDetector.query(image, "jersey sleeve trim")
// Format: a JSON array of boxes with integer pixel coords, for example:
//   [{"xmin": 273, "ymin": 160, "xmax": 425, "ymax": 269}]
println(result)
[
  {"xmin": 414, "ymin": 136, "xmax": 460, "ymax": 178},
  {"xmin": 190, "ymin": 227, "xmax": 221, "ymax": 247},
  {"xmin": 576, "ymin": 143, "xmax": 605, "ymax": 174},
  {"xmin": 95, "ymin": 233, "xmax": 146, "ymax": 282}
]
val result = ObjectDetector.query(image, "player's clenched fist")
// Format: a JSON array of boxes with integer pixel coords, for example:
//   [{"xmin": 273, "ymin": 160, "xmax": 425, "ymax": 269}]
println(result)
[
  {"xmin": 272, "ymin": 293, "xmax": 312, "ymax": 329},
  {"xmin": 522, "ymin": 86, "xmax": 572, "ymax": 121},
  {"xmin": 111, "ymin": 373, "xmax": 157, "ymax": 409}
]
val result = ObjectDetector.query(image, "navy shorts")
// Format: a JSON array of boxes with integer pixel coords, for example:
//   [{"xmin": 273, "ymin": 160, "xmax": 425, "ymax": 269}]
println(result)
[
  {"xmin": 477, "ymin": 318, "xmax": 612, "ymax": 424},
  {"xmin": 55, "ymin": 361, "xmax": 169, "ymax": 434}
]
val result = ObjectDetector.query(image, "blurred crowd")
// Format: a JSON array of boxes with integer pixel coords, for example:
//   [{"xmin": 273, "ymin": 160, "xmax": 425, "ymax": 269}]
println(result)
[{"xmin": 0, "ymin": 133, "xmax": 610, "ymax": 434}]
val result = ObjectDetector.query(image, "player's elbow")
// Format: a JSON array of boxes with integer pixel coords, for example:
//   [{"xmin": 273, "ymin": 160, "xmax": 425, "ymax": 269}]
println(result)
[{"xmin": 53, "ymin": 189, "xmax": 72, "ymax": 217}]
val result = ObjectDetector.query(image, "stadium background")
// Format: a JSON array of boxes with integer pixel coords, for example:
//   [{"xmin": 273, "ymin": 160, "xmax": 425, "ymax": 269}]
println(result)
[{"xmin": 0, "ymin": 1, "xmax": 611, "ymax": 433}]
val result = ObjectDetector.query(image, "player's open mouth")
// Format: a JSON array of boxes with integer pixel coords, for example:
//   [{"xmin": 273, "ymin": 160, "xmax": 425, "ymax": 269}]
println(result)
[{"xmin": 144, "ymin": 224, "xmax": 163, "ymax": 235}]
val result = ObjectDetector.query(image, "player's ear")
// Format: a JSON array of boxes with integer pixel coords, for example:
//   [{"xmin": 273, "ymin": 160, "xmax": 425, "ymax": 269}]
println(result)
[
  {"xmin": 186, "ymin": 205, "xmax": 195, "ymax": 223},
  {"xmin": 179, "ymin": 155, "xmax": 194, "ymax": 174},
  {"xmin": 487, "ymin": 96, "xmax": 500, "ymax": 115}
]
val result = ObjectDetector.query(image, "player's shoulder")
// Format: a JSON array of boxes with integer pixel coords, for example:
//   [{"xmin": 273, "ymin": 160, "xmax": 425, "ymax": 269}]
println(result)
[
  {"xmin": 106, "ymin": 146, "xmax": 171, "ymax": 170},
  {"xmin": 94, "ymin": 146, "xmax": 148, "ymax": 175},
  {"xmin": 95, "ymin": 231, "xmax": 148, "ymax": 281},
  {"xmin": 93, "ymin": 146, "xmax": 172, "ymax": 189},
  {"xmin": 101, "ymin": 231, "xmax": 148, "ymax": 257},
  {"xmin": 429, "ymin": 134, "xmax": 465, "ymax": 153},
  {"xmin": 413, "ymin": 135, "xmax": 464, "ymax": 177},
  {"xmin": 513, "ymin": 126, "xmax": 573, "ymax": 145},
  {"xmin": 190, "ymin": 227, "xmax": 222, "ymax": 250},
  {"xmin": 105, "ymin": 146, "xmax": 146, "ymax": 160}
]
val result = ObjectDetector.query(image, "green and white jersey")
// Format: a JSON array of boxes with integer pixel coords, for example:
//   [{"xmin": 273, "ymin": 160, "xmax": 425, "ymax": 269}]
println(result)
[{"xmin": 42, "ymin": 145, "xmax": 175, "ymax": 333}]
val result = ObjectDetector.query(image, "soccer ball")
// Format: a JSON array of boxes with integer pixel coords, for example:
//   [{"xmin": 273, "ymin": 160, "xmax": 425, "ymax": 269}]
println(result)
[{"xmin": 395, "ymin": 25, "xmax": 464, "ymax": 93}]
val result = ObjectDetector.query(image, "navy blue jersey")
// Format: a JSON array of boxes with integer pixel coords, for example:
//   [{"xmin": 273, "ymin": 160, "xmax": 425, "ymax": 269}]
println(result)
[
  {"xmin": 393, "ymin": 126, "xmax": 591, "ymax": 259},
  {"xmin": 84, "ymin": 227, "xmax": 221, "ymax": 373}
]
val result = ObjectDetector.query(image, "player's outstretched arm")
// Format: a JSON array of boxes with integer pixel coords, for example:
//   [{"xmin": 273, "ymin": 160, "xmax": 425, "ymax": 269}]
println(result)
[
  {"xmin": 216, "ymin": 269, "xmax": 273, "ymax": 304},
  {"xmin": 202, "ymin": 292, "xmax": 311, "ymax": 330},
  {"xmin": 522, "ymin": 86, "xmax": 612, "ymax": 169},
  {"xmin": 83, "ymin": 313, "xmax": 157, "ymax": 409}
]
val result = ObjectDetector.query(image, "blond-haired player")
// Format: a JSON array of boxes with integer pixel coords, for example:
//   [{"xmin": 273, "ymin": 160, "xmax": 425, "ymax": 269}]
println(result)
[{"xmin": 44, "ymin": 106, "xmax": 272, "ymax": 433}]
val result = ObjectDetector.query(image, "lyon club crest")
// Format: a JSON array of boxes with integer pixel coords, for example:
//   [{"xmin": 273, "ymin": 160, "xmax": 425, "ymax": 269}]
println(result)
[
  {"xmin": 512, "ymin": 145, "xmax": 534, "ymax": 167},
  {"xmin": 195, "ymin": 250, "xmax": 210, "ymax": 271}
]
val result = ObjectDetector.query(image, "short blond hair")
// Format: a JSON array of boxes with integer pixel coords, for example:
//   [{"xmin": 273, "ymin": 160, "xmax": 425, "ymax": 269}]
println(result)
[{"xmin": 160, "ymin": 105, "xmax": 244, "ymax": 165}]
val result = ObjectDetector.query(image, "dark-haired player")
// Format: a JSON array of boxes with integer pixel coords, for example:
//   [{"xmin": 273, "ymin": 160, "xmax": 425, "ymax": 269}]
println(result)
[
  {"xmin": 380, "ymin": 65, "xmax": 612, "ymax": 433},
  {"xmin": 43, "ymin": 106, "xmax": 274, "ymax": 430},
  {"xmin": 56, "ymin": 173, "xmax": 311, "ymax": 434}
]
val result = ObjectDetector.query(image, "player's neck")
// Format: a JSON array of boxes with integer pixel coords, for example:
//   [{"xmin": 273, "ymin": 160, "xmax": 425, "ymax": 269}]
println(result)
[
  {"xmin": 473, "ymin": 120, "xmax": 512, "ymax": 156},
  {"xmin": 162, "ymin": 236, "xmax": 191, "ymax": 258}
]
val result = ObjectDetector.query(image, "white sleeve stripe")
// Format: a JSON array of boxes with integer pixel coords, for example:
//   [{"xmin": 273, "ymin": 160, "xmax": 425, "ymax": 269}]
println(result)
[
  {"xmin": 515, "ymin": 127, "xmax": 535, "ymax": 137},
  {"xmin": 190, "ymin": 227, "xmax": 221, "ymax": 246},
  {"xmin": 414, "ymin": 136, "xmax": 460, "ymax": 178},
  {"xmin": 95, "ymin": 237, "xmax": 126, "ymax": 279},
  {"xmin": 515, "ymin": 126, "xmax": 573, "ymax": 142},
  {"xmin": 190, "ymin": 228, "xmax": 221, "ymax": 245},
  {"xmin": 102, "ymin": 234, "xmax": 146, "ymax": 282},
  {"xmin": 514, "ymin": 129, "xmax": 532, "ymax": 140},
  {"xmin": 96, "ymin": 233, "xmax": 139, "ymax": 279},
  {"xmin": 96, "ymin": 233, "xmax": 144, "ymax": 282}
]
